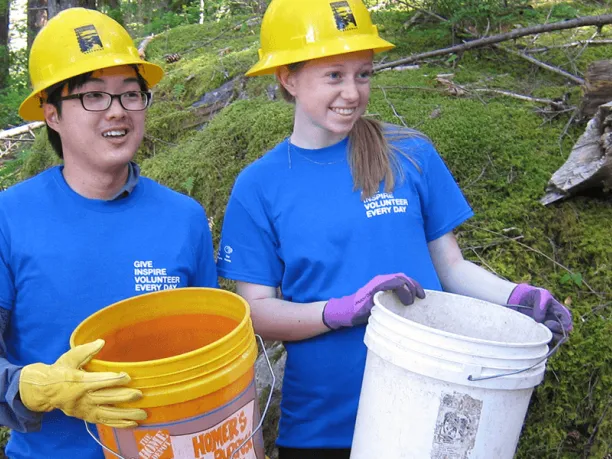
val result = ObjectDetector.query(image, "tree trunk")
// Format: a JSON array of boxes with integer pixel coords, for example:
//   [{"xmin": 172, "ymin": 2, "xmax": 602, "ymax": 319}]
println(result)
[
  {"xmin": 0, "ymin": 0, "xmax": 10, "ymax": 90},
  {"xmin": 579, "ymin": 60, "xmax": 612, "ymax": 120},
  {"xmin": 47, "ymin": 0, "xmax": 95, "ymax": 19},
  {"xmin": 541, "ymin": 101, "xmax": 612, "ymax": 205},
  {"xmin": 27, "ymin": 0, "xmax": 47, "ymax": 51}
]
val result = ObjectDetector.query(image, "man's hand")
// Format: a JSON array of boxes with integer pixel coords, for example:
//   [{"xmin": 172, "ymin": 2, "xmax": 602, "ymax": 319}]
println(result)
[{"xmin": 19, "ymin": 339, "xmax": 147, "ymax": 428}]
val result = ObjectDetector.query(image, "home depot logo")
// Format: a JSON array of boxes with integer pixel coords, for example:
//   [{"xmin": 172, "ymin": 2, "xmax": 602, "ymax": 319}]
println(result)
[
  {"xmin": 134, "ymin": 429, "xmax": 174, "ymax": 459},
  {"xmin": 330, "ymin": 1, "xmax": 358, "ymax": 31}
]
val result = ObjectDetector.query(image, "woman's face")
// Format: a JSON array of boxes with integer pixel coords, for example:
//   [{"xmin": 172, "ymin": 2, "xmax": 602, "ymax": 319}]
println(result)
[{"xmin": 282, "ymin": 50, "xmax": 374, "ymax": 147}]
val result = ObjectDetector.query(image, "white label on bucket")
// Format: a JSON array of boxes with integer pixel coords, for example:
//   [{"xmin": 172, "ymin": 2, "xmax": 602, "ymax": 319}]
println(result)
[
  {"xmin": 431, "ymin": 392, "xmax": 482, "ymax": 459},
  {"xmin": 169, "ymin": 400, "xmax": 256, "ymax": 459}
]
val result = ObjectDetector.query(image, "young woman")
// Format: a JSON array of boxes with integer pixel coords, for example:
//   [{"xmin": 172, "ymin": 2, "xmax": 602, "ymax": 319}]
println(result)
[{"xmin": 217, "ymin": 1, "xmax": 573, "ymax": 458}]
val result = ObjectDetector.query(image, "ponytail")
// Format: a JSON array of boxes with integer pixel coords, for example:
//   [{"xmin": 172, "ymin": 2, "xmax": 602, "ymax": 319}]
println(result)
[{"xmin": 279, "ymin": 65, "xmax": 424, "ymax": 200}]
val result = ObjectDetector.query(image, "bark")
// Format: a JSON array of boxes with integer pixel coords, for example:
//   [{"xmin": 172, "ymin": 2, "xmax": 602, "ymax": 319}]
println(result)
[
  {"xmin": 0, "ymin": 121, "xmax": 45, "ymax": 140},
  {"xmin": 47, "ymin": 0, "xmax": 95, "ymax": 19},
  {"xmin": 541, "ymin": 101, "xmax": 612, "ymax": 205},
  {"xmin": 0, "ymin": 0, "xmax": 9, "ymax": 90},
  {"xmin": 579, "ymin": 60, "xmax": 612, "ymax": 120},
  {"xmin": 374, "ymin": 14, "xmax": 612, "ymax": 71},
  {"xmin": 27, "ymin": 0, "xmax": 47, "ymax": 51}
]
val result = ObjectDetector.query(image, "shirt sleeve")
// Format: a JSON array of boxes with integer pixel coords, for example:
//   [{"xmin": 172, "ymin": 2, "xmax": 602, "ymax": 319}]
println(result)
[
  {"xmin": 191, "ymin": 207, "xmax": 219, "ymax": 288},
  {"xmin": 217, "ymin": 178, "xmax": 283, "ymax": 287},
  {"xmin": 0, "ymin": 308, "xmax": 43, "ymax": 433},
  {"xmin": 419, "ymin": 143, "xmax": 474, "ymax": 241}
]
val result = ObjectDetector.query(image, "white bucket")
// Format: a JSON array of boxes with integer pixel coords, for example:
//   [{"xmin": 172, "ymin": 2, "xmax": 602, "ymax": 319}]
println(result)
[{"xmin": 351, "ymin": 290, "xmax": 553, "ymax": 459}]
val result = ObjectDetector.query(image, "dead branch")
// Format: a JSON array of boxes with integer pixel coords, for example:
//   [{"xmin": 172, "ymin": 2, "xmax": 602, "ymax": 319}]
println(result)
[
  {"xmin": 374, "ymin": 14, "xmax": 612, "ymax": 71},
  {"xmin": 377, "ymin": 86, "xmax": 408, "ymax": 127},
  {"xmin": 470, "ymin": 88, "xmax": 569, "ymax": 109},
  {"xmin": 495, "ymin": 44, "xmax": 585, "ymax": 85},
  {"xmin": 0, "ymin": 122, "xmax": 45, "ymax": 141},
  {"xmin": 137, "ymin": 34, "xmax": 158, "ymax": 59},
  {"xmin": 526, "ymin": 39, "xmax": 612, "ymax": 53}
]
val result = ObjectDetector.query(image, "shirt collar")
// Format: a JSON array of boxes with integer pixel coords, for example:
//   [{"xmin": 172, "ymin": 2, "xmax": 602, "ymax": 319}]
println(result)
[{"xmin": 109, "ymin": 162, "xmax": 140, "ymax": 201}]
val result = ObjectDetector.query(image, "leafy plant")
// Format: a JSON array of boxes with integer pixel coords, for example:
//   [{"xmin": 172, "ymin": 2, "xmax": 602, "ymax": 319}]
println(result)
[
  {"xmin": 182, "ymin": 176, "xmax": 195, "ymax": 196},
  {"xmin": 560, "ymin": 272, "xmax": 584, "ymax": 287}
]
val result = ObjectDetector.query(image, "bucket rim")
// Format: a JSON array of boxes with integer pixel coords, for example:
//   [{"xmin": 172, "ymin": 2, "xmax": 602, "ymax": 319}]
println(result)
[
  {"xmin": 69, "ymin": 287, "xmax": 254, "ymax": 368},
  {"xmin": 373, "ymin": 290, "xmax": 552, "ymax": 348}
]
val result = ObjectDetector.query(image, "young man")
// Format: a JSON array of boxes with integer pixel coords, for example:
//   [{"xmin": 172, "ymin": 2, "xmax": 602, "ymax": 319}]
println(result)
[{"xmin": 0, "ymin": 8, "xmax": 218, "ymax": 458}]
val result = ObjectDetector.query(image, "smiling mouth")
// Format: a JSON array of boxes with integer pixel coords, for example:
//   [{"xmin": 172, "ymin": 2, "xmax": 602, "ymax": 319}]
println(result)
[
  {"xmin": 102, "ymin": 130, "xmax": 128, "ymax": 138},
  {"xmin": 330, "ymin": 107, "xmax": 356, "ymax": 116}
]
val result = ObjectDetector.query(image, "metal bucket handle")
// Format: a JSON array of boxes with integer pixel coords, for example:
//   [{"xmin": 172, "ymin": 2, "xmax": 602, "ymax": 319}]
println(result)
[
  {"xmin": 468, "ymin": 305, "xmax": 569, "ymax": 382},
  {"xmin": 85, "ymin": 334, "xmax": 276, "ymax": 459}
]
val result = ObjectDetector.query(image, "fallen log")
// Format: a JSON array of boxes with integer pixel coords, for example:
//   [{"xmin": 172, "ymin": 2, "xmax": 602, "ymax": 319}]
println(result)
[
  {"xmin": 0, "ymin": 122, "xmax": 45, "ymax": 140},
  {"xmin": 541, "ymin": 101, "xmax": 612, "ymax": 205}
]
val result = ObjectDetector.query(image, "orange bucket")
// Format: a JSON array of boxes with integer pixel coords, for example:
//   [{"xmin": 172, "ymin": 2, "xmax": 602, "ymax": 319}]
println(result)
[{"xmin": 70, "ymin": 288, "xmax": 268, "ymax": 459}]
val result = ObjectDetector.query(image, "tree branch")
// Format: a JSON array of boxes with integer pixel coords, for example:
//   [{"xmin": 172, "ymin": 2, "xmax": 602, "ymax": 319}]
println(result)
[
  {"xmin": 526, "ymin": 39, "xmax": 612, "ymax": 53},
  {"xmin": 495, "ymin": 44, "xmax": 585, "ymax": 85},
  {"xmin": 374, "ymin": 14, "xmax": 612, "ymax": 71}
]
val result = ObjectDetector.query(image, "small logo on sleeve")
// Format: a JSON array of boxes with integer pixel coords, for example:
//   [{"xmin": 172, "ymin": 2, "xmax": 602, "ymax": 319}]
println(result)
[
  {"xmin": 220, "ymin": 245, "xmax": 233, "ymax": 264},
  {"xmin": 74, "ymin": 24, "xmax": 104, "ymax": 53},
  {"xmin": 330, "ymin": 1, "xmax": 358, "ymax": 31}
]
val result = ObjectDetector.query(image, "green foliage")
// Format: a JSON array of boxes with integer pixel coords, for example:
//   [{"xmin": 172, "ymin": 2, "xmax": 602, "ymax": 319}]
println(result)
[
  {"xmin": 1, "ymin": 47, "xmax": 29, "ymax": 129},
  {"xmin": 412, "ymin": 0, "xmax": 531, "ymax": 29},
  {"xmin": 0, "ymin": 86, "xmax": 29, "ymax": 129},
  {"xmin": 19, "ymin": 128, "xmax": 61, "ymax": 180},
  {"xmin": 0, "ymin": 426, "xmax": 8, "ymax": 457}
]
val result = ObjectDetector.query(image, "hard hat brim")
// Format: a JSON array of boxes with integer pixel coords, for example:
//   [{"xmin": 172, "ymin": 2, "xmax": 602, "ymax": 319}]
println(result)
[
  {"xmin": 19, "ymin": 60, "xmax": 164, "ymax": 122},
  {"xmin": 245, "ymin": 35, "xmax": 395, "ymax": 77}
]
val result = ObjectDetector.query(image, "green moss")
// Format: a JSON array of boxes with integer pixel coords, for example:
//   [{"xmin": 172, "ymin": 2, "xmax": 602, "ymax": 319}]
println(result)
[
  {"xmin": 154, "ymin": 48, "xmax": 257, "ymax": 106},
  {"xmin": 144, "ymin": 16, "xmax": 259, "ymax": 61},
  {"xmin": 141, "ymin": 98, "xmax": 293, "ymax": 248},
  {"xmin": 20, "ymin": 129, "xmax": 60, "ymax": 180}
]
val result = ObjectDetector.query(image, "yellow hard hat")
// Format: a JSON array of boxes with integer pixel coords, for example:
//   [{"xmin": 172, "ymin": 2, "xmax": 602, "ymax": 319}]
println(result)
[
  {"xmin": 19, "ymin": 8, "xmax": 164, "ymax": 121},
  {"xmin": 246, "ymin": 0, "xmax": 394, "ymax": 77}
]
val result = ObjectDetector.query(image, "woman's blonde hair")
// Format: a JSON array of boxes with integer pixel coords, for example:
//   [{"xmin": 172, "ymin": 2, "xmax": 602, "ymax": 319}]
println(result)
[{"xmin": 279, "ymin": 63, "xmax": 425, "ymax": 199}]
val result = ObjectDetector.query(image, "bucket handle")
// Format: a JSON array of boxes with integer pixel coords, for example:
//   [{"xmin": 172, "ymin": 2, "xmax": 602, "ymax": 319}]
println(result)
[
  {"xmin": 230, "ymin": 334, "xmax": 276, "ymax": 459},
  {"xmin": 84, "ymin": 334, "xmax": 276, "ymax": 459},
  {"xmin": 468, "ymin": 308, "xmax": 568, "ymax": 382}
]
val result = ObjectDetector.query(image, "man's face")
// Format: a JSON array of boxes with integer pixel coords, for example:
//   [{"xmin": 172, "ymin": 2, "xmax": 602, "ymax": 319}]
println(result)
[{"xmin": 44, "ymin": 65, "xmax": 147, "ymax": 174}]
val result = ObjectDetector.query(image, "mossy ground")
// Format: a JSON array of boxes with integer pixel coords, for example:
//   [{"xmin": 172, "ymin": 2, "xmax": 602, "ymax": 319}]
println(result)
[{"xmin": 1, "ymin": 2, "xmax": 611, "ymax": 457}]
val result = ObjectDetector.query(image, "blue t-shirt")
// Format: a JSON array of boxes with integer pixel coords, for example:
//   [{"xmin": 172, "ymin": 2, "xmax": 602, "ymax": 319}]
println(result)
[
  {"xmin": 217, "ymin": 134, "xmax": 473, "ymax": 448},
  {"xmin": 0, "ymin": 166, "xmax": 218, "ymax": 459}
]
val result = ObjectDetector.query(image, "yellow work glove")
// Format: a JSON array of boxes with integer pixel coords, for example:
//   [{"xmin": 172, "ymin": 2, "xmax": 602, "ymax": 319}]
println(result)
[{"xmin": 19, "ymin": 339, "xmax": 147, "ymax": 428}]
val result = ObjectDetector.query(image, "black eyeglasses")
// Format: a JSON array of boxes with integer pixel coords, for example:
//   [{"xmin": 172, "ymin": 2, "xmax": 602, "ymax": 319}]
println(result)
[{"xmin": 59, "ymin": 91, "xmax": 152, "ymax": 112}]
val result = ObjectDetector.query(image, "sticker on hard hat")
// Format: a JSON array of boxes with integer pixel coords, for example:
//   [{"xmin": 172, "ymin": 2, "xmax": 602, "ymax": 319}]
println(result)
[
  {"xmin": 330, "ymin": 1, "xmax": 358, "ymax": 31},
  {"xmin": 74, "ymin": 25, "xmax": 104, "ymax": 54}
]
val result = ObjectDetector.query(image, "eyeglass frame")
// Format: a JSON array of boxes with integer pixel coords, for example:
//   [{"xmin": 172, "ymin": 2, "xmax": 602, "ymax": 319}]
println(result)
[{"xmin": 58, "ymin": 90, "xmax": 153, "ymax": 112}]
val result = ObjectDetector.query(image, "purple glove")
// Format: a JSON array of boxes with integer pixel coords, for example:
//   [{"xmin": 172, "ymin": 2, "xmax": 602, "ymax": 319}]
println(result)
[
  {"xmin": 323, "ymin": 273, "xmax": 426, "ymax": 330},
  {"xmin": 506, "ymin": 283, "xmax": 573, "ymax": 342}
]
